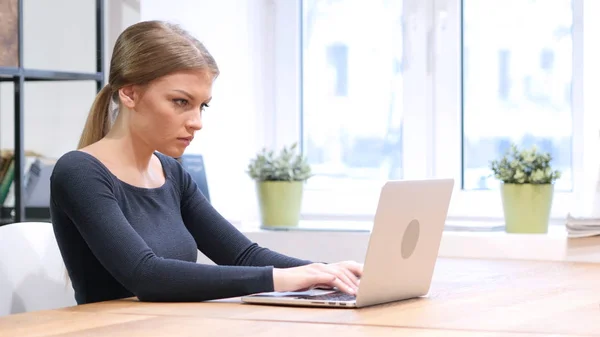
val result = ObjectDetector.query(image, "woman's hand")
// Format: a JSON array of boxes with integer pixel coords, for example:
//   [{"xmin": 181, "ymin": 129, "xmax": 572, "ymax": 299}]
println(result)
[{"xmin": 272, "ymin": 261, "xmax": 363, "ymax": 295}]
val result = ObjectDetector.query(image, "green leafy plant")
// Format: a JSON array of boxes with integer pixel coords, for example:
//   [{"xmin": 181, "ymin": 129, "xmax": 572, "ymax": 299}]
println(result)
[
  {"xmin": 489, "ymin": 143, "xmax": 562, "ymax": 184},
  {"xmin": 247, "ymin": 142, "xmax": 313, "ymax": 182}
]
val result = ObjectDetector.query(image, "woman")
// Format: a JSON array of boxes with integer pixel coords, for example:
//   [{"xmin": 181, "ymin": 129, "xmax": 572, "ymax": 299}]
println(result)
[{"xmin": 49, "ymin": 20, "xmax": 362, "ymax": 305}]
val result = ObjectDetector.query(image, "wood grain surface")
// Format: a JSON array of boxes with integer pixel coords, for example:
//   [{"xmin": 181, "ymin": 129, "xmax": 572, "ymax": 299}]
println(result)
[
  {"xmin": 61, "ymin": 258, "xmax": 600, "ymax": 336},
  {"xmin": 1, "ymin": 258, "xmax": 598, "ymax": 336},
  {"xmin": 49, "ymin": 316, "xmax": 589, "ymax": 337},
  {"xmin": 0, "ymin": 310, "xmax": 153, "ymax": 337}
]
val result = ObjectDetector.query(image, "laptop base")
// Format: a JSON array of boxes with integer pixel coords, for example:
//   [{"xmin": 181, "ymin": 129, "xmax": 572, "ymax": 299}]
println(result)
[{"xmin": 241, "ymin": 289, "xmax": 358, "ymax": 308}]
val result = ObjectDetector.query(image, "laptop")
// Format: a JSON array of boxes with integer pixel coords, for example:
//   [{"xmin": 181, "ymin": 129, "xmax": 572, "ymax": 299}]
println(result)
[{"xmin": 241, "ymin": 178, "xmax": 454, "ymax": 309}]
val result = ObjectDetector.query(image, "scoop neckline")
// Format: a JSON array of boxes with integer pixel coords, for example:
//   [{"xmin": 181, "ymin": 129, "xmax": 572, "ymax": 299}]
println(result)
[{"xmin": 75, "ymin": 150, "xmax": 171, "ymax": 193}]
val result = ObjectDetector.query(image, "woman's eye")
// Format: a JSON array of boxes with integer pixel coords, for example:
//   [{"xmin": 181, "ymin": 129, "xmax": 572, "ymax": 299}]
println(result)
[
  {"xmin": 173, "ymin": 99, "xmax": 188, "ymax": 107},
  {"xmin": 201, "ymin": 103, "xmax": 210, "ymax": 111}
]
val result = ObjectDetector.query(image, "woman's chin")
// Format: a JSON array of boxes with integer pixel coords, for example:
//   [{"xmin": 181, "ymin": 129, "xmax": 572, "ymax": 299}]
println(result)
[{"xmin": 156, "ymin": 146, "xmax": 186, "ymax": 158}]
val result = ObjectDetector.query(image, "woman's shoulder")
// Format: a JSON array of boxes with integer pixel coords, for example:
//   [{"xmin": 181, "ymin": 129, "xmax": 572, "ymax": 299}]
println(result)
[
  {"xmin": 52, "ymin": 150, "xmax": 114, "ymax": 184},
  {"xmin": 54, "ymin": 150, "xmax": 107, "ymax": 169}
]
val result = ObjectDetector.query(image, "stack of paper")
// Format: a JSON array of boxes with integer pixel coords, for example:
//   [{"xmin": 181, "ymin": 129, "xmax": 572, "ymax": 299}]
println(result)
[{"xmin": 565, "ymin": 213, "xmax": 600, "ymax": 238}]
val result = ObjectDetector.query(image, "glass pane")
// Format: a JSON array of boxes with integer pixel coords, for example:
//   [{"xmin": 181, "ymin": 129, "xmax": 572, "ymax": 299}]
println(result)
[
  {"xmin": 462, "ymin": 0, "xmax": 573, "ymax": 191},
  {"xmin": 301, "ymin": 0, "xmax": 404, "ymax": 189}
]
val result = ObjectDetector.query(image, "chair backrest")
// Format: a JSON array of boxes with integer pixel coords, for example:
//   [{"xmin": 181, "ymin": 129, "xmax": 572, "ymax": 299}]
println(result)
[{"xmin": 0, "ymin": 221, "xmax": 76, "ymax": 316}]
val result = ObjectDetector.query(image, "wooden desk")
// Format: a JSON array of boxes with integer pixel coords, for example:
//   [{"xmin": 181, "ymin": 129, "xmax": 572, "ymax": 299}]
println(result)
[
  {"xmin": 1, "ymin": 311, "xmax": 570, "ymax": 337},
  {"xmin": 0, "ymin": 310, "xmax": 153, "ymax": 336},
  {"xmin": 1, "ymin": 258, "xmax": 599, "ymax": 336}
]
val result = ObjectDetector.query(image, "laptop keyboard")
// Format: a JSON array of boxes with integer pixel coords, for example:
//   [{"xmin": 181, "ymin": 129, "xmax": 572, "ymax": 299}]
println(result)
[{"xmin": 300, "ymin": 292, "xmax": 356, "ymax": 302}]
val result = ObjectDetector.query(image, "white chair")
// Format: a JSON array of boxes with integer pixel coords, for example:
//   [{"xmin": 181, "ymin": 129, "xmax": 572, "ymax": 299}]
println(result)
[{"xmin": 0, "ymin": 221, "xmax": 76, "ymax": 316}]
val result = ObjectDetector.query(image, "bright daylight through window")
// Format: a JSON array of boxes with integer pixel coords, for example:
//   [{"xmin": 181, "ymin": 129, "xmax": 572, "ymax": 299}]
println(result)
[
  {"xmin": 301, "ymin": 0, "xmax": 404, "ymax": 191},
  {"xmin": 294, "ymin": 0, "xmax": 581, "ymax": 221},
  {"xmin": 462, "ymin": 0, "xmax": 573, "ymax": 192}
]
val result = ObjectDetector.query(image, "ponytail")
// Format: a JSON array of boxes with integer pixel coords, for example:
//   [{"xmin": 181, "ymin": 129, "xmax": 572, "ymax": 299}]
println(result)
[{"xmin": 77, "ymin": 84, "xmax": 113, "ymax": 149}]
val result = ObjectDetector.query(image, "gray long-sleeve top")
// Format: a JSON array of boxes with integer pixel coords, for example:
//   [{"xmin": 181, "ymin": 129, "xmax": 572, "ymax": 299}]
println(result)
[{"xmin": 49, "ymin": 150, "xmax": 311, "ymax": 305}]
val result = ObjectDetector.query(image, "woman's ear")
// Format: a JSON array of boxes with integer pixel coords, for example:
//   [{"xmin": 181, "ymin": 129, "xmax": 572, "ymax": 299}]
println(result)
[{"xmin": 118, "ymin": 85, "xmax": 136, "ymax": 109}]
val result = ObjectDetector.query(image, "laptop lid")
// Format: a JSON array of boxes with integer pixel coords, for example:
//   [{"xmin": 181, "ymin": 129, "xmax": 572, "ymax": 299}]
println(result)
[
  {"xmin": 354, "ymin": 178, "xmax": 454, "ymax": 307},
  {"xmin": 241, "ymin": 178, "xmax": 454, "ymax": 308}
]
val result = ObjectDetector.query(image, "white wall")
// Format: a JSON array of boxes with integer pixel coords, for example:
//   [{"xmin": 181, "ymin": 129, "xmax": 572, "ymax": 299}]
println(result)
[
  {"xmin": 1, "ymin": 0, "xmax": 95, "ymax": 159},
  {"xmin": 1, "ymin": 0, "xmax": 276, "ymax": 223},
  {"xmin": 1, "ymin": 0, "xmax": 140, "ymax": 160},
  {"xmin": 141, "ymin": 0, "xmax": 276, "ymax": 222}
]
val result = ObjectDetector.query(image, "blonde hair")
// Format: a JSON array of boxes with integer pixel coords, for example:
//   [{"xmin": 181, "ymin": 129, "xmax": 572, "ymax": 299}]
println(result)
[{"xmin": 77, "ymin": 20, "xmax": 219, "ymax": 149}]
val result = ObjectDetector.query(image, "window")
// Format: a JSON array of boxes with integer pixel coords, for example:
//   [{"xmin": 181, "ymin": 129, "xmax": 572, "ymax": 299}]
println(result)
[
  {"xmin": 461, "ymin": 0, "xmax": 574, "ymax": 192},
  {"xmin": 301, "ymin": 0, "xmax": 405, "ymax": 195},
  {"xmin": 497, "ymin": 50, "xmax": 510, "ymax": 101},
  {"xmin": 276, "ymin": 0, "xmax": 590, "ymax": 221},
  {"xmin": 326, "ymin": 43, "xmax": 349, "ymax": 96},
  {"xmin": 434, "ymin": 0, "xmax": 584, "ymax": 220}
]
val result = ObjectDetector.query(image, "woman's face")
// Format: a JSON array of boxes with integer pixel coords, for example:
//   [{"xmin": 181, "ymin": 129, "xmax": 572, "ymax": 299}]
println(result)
[{"xmin": 119, "ymin": 69, "xmax": 213, "ymax": 158}]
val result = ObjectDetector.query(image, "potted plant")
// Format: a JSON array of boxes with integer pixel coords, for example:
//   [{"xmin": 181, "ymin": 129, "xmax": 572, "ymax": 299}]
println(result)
[
  {"xmin": 246, "ymin": 142, "xmax": 313, "ymax": 229},
  {"xmin": 490, "ymin": 143, "xmax": 562, "ymax": 233}
]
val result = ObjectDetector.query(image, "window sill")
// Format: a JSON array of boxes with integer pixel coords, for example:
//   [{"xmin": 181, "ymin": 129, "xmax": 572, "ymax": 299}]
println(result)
[{"xmin": 228, "ymin": 220, "xmax": 600, "ymax": 264}]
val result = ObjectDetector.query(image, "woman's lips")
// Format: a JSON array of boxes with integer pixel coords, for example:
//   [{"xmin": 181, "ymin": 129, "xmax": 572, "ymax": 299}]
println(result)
[{"xmin": 177, "ymin": 137, "xmax": 193, "ymax": 146}]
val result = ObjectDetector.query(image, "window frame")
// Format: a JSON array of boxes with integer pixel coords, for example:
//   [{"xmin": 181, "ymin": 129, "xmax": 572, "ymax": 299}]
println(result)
[
  {"xmin": 273, "ymin": 0, "xmax": 592, "ymax": 223},
  {"xmin": 433, "ymin": 0, "xmax": 587, "ymax": 221}
]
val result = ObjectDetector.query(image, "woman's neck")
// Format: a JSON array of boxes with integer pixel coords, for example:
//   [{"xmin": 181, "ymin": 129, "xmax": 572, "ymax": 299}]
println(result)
[{"xmin": 103, "ymin": 123, "xmax": 155, "ymax": 175}]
